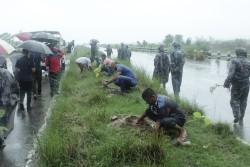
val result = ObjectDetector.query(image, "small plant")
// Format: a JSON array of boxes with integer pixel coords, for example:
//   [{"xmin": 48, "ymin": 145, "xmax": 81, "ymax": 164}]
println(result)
[{"xmin": 193, "ymin": 111, "xmax": 212, "ymax": 126}]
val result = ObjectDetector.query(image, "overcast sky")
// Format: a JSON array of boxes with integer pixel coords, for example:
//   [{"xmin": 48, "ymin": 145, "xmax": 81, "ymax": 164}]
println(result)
[{"xmin": 1, "ymin": 0, "xmax": 250, "ymax": 44}]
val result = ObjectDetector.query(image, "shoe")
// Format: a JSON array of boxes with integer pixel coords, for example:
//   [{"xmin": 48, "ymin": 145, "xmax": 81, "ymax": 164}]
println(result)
[
  {"xmin": 234, "ymin": 117, "xmax": 240, "ymax": 123},
  {"xmin": 19, "ymin": 103, "xmax": 24, "ymax": 111}
]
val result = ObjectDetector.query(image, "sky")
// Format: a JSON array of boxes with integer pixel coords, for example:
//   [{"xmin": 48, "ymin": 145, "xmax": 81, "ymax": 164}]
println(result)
[{"xmin": 1, "ymin": 0, "xmax": 250, "ymax": 44}]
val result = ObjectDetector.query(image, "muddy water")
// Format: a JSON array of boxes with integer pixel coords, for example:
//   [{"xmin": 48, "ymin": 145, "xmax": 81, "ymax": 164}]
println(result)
[{"xmin": 101, "ymin": 48, "xmax": 250, "ymax": 144}]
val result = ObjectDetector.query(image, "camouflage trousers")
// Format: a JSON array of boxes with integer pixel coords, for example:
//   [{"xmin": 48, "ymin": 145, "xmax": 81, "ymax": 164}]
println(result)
[
  {"xmin": 153, "ymin": 69, "xmax": 169, "ymax": 87},
  {"xmin": 171, "ymin": 71, "xmax": 183, "ymax": 96},
  {"xmin": 49, "ymin": 71, "xmax": 61, "ymax": 96},
  {"xmin": 230, "ymin": 82, "xmax": 249, "ymax": 119}
]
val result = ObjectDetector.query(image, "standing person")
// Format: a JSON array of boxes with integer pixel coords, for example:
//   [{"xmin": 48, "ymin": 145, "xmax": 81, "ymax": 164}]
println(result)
[
  {"xmin": 75, "ymin": 57, "xmax": 92, "ymax": 74},
  {"xmin": 125, "ymin": 45, "xmax": 132, "ymax": 61},
  {"xmin": 104, "ymin": 62, "xmax": 138, "ymax": 93},
  {"xmin": 153, "ymin": 45, "xmax": 170, "ymax": 89},
  {"xmin": 224, "ymin": 48, "xmax": 250, "ymax": 123},
  {"xmin": 101, "ymin": 53, "xmax": 113, "ymax": 76},
  {"xmin": 0, "ymin": 67, "xmax": 19, "ymax": 148},
  {"xmin": 15, "ymin": 49, "xmax": 35, "ymax": 111},
  {"xmin": 67, "ymin": 40, "xmax": 75, "ymax": 53},
  {"xmin": 170, "ymin": 42, "xmax": 185, "ymax": 96},
  {"xmin": 46, "ymin": 45, "xmax": 64, "ymax": 97},
  {"xmin": 30, "ymin": 52, "xmax": 45, "ymax": 99},
  {"xmin": 105, "ymin": 45, "xmax": 113, "ymax": 57},
  {"xmin": 117, "ymin": 43, "xmax": 126, "ymax": 60},
  {"xmin": 135, "ymin": 88, "xmax": 187, "ymax": 141},
  {"xmin": 90, "ymin": 40, "xmax": 98, "ymax": 63}
]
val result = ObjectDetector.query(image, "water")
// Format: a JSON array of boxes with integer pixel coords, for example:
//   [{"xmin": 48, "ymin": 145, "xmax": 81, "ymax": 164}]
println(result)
[{"xmin": 100, "ymin": 48, "xmax": 250, "ymax": 143}]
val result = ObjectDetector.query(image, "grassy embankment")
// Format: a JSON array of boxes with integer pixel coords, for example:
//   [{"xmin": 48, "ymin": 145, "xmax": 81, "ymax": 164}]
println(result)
[{"xmin": 37, "ymin": 46, "xmax": 250, "ymax": 167}]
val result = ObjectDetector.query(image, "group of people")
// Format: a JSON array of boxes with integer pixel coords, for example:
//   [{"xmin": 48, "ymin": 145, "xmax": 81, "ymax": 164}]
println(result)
[
  {"xmin": 153, "ymin": 42, "xmax": 185, "ymax": 96},
  {"xmin": 117, "ymin": 43, "xmax": 132, "ymax": 61},
  {"xmin": 75, "ymin": 43, "xmax": 188, "ymax": 142}
]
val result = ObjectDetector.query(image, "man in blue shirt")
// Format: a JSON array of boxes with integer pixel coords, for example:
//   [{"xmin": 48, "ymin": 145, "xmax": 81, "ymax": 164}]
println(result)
[
  {"xmin": 104, "ymin": 62, "xmax": 138, "ymax": 93},
  {"xmin": 135, "ymin": 88, "xmax": 187, "ymax": 141}
]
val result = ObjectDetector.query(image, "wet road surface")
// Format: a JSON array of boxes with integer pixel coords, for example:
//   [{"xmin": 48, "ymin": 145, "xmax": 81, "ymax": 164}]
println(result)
[{"xmin": 0, "ymin": 59, "xmax": 52, "ymax": 167}]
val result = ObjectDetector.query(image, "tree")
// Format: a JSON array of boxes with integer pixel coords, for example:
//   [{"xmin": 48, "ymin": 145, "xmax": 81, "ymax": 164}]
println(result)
[
  {"xmin": 174, "ymin": 34, "xmax": 184, "ymax": 44},
  {"xmin": 137, "ymin": 41, "xmax": 141, "ymax": 46},
  {"xmin": 142, "ymin": 40, "xmax": 147, "ymax": 46},
  {"xmin": 185, "ymin": 38, "xmax": 191, "ymax": 45},
  {"xmin": 163, "ymin": 34, "xmax": 174, "ymax": 46}
]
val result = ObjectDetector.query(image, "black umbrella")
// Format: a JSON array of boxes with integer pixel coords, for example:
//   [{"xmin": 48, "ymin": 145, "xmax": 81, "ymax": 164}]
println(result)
[
  {"xmin": 31, "ymin": 32, "xmax": 58, "ymax": 43},
  {"xmin": 18, "ymin": 40, "xmax": 53, "ymax": 55},
  {"xmin": 90, "ymin": 39, "xmax": 99, "ymax": 44}
]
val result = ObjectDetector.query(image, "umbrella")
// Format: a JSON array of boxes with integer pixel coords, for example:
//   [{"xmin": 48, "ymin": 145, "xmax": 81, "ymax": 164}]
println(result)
[
  {"xmin": 14, "ymin": 32, "xmax": 33, "ymax": 41},
  {"xmin": 90, "ymin": 39, "xmax": 99, "ymax": 44},
  {"xmin": 0, "ymin": 39, "xmax": 16, "ymax": 55},
  {"xmin": 18, "ymin": 40, "xmax": 53, "ymax": 55},
  {"xmin": 31, "ymin": 32, "xmax": 58, "ymax": 43}
]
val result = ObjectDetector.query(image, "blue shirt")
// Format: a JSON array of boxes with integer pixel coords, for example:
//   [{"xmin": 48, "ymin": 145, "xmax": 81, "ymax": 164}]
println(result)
[
  {"xmin": 146, "ymin": 94, "xmax": 186, "ymax": 120},
  {"xmin": 116, "ymin": 64, "xmax": 137, "ymax": 79}
]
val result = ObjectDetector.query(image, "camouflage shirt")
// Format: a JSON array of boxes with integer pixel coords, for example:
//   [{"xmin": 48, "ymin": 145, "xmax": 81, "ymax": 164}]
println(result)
[{"xmin": 224, "ymin": 56, "xmax": 250, "ymax": 87}]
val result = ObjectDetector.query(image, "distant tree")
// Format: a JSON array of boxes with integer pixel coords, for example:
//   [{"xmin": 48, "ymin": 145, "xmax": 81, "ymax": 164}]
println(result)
[
  {"xmin": 195, "ymin": 37, "xmax": 210, "ymax": 51},
  {"xmin": 174, "ymin": 34, "xmax": 184, "ymax": 44},
  {"xmin": 185, "ymin": 38, "xmax": 191, "ymax": 45},
  {"xmin": 163, "ymin": 34, "xmax": 174, "ymax": 46},
  {"xmin": 0, "ymin": 32, "xmax": 20, "ymax": 47},
  {"xmin": 137, "ymin": 41, "xmax": 141, "ymax": 46},
  {"xmin": 234, "ymin": 39, "xmax": 247, "ymax": 47},
  {"xmin": 142, "ymin": 40, "xmax": 147, "ymax": 46}
]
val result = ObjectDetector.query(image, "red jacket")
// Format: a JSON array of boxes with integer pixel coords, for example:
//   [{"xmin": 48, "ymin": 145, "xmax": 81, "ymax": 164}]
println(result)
[{"xmin": 46, "ymin": 47, "xmax": 64, "ymax": 72}]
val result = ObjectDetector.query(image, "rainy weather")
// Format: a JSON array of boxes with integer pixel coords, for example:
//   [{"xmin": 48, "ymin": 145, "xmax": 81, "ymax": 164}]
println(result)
[{"xmin": 0, "ymin": 0, "xmax": 250, "ymax": 167}]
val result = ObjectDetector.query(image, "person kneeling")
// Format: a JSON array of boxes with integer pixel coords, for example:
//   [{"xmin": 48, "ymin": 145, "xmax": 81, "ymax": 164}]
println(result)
[{"xmin": 135, "ymin": 88, "xmax": 187, "ymax": 141}]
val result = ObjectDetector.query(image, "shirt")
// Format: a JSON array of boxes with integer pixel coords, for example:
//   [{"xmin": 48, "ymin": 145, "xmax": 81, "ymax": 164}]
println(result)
[
  {"xmin": 103, "ymin": 57, "xmax": 113, "ymax": 66},
  {"xmin": 15, "ymin": 55, "xmax": 34, "ymax": 81},
  {"xmin": 116, "ymin": 64, "xmax": 137, "ymax": 79},
  {"xmin": 75, "ymin": 57, "xmax": 91, "ymax": 67},
  {"xmin": 147, "ymin": 94, "xmax": 186, "ymax": 121}
]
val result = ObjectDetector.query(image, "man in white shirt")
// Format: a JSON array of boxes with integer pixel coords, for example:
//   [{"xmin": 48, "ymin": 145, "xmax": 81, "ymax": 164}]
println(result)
[{"xmin": 75, "ymin": 57, "xmax": 92, "ymax": 73}]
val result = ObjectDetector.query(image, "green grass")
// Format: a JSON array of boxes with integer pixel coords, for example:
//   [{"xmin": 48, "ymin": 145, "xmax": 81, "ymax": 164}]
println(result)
[{"xmin": 37, "ymin": 46, "xmax": 250, "ymax": 167}]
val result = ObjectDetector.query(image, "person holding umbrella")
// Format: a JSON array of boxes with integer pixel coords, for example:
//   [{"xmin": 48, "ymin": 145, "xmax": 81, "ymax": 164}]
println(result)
[
  {"xmin": 15, "ymin": 49, "xmax": 35, "ymax": 111},
  {"xmin": 46, "ymin": 42, "xmax": 64, "ymax": 97}
]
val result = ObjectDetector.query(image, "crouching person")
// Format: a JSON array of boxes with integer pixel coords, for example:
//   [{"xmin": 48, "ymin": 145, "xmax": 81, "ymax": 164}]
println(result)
[
  {"xmin": 75, "ymin": 57, "xmax": 92, "ymax": 74},
  {"xmin": 135, "ymin": 88, "xmax": 187, "ymax": 141}
]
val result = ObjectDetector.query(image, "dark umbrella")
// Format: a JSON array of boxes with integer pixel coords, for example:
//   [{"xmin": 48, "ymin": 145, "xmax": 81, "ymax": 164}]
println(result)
[
  {"xmin": 90, "ymin": 39, "xmax": 99, "ymax": 44},
  {"xmin": 31, "ymin": 32, "xmax": 58, "ymax": 44},
  {"xmin": 18, "ymin": 40, "xmax": 53, "ymax": 55}
]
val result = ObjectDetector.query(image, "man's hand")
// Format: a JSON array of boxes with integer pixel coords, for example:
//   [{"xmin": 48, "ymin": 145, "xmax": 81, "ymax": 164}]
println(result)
[
  {"xmin": 134, "ymin": 118, "xmax": 141, "ymax": 124},
  {"xmin": 103, "ymin": 80, "xmax": 109, "ymax": 86}
]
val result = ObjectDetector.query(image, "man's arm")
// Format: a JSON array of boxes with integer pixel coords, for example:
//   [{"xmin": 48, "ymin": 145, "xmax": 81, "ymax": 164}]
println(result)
[
  {"xmin": 104, "ymin": 71, "xmax": 121, "ymax": 85},
  {"xmin": 135, "ymin": 111, "xmax": 147, "ymax": 124},
  {"xmin": 224, "ymin": 61, "xmax": 236, "ymax": 88}
]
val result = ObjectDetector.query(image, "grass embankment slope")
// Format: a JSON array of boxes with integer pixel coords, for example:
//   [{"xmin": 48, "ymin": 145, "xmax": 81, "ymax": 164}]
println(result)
[{"xmin": 38, "ymin": 47, "xmax": 250, "ymax": 167}]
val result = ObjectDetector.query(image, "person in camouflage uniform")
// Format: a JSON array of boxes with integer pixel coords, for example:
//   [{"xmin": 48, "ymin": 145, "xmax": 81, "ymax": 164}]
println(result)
[
  {"xmin": 170, "ymin": 42, "xmax": 185, "ymax": 96},
  {"xmin": 0, "ymin": 66, "xmax": 19, "ymax": 148},
  {"xmin": 224, "ymin": 47, "xmax": 250, "ymax": 123},
  {"xmin": 153, "ymin": 45, "xmax": 170, "ymax": 89},
  {"xmin": 118, "ymin": 43, "xmax": 126, "ymax": 60},
  {"xmin": 105, "ymin": 45, "xmax": 113, "ymax": 57},
  {"xmin": 90, "ymin": 41, "xmax": 98, "ymax": 63}
]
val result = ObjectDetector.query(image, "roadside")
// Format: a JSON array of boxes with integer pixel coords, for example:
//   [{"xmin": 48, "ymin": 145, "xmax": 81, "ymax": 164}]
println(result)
[{"xmin": 37, "ymin": 46, "xmax": 250, "ymax": 167}]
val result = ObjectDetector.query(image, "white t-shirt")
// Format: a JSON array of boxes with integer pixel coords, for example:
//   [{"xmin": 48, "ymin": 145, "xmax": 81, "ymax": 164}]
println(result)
[{"xmin": 75, "ymin": 57, "xmax": 91, "ymax": 67}]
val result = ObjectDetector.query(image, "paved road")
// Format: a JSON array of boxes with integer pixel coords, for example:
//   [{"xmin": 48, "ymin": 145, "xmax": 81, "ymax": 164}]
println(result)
[{"xmin": 0, "ymin": 59, "xmax": 52, "ymax": 167}]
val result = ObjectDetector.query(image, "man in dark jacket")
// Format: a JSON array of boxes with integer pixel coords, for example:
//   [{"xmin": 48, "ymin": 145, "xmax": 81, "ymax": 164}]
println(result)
[
  {"xmin": 224, "ymin": 47, "xmax": 250, "ymax": 123},
  {"xmin": 135, "ymin": 88, "xmax": 187, "ymax": 141},
  {"xmin": 153, "ymin": 45, "xmax": 170, "ymax": 89},
  {"xmin": 15, "ymin": 49, "xmax": 35, "ymax": 110}
]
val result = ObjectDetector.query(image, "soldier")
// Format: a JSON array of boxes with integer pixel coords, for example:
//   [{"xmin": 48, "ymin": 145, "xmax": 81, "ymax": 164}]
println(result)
[
  {"xmin": 125, "ymin": 45, "xmax": 132, "ymax": 61},
  {"xmin": 90, "ymin": 40, "xmax": 98, "ymax": 63},
  {"xmin": 153, "ymin": 45, "xmax": 170, "ymax": 89},
  {"xmin": 117, "ymin": 43, "xmax": 126, "ymax": 60},
  {"xmin": 105, "ymin": 45, "xmax": 113, "ymax": 57},
  {"xmin": 170, "ymin": 42, "xmax": 185, "ymax": 96},
  {"xmin": 224, "ymin": 47, "xmax": 250, "ymax": 123}
]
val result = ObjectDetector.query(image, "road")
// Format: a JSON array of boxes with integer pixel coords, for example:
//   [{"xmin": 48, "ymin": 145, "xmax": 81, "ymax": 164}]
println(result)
[{"xmin": 0, "ymin": 59, "xmax": 52, "ymax": 167}]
